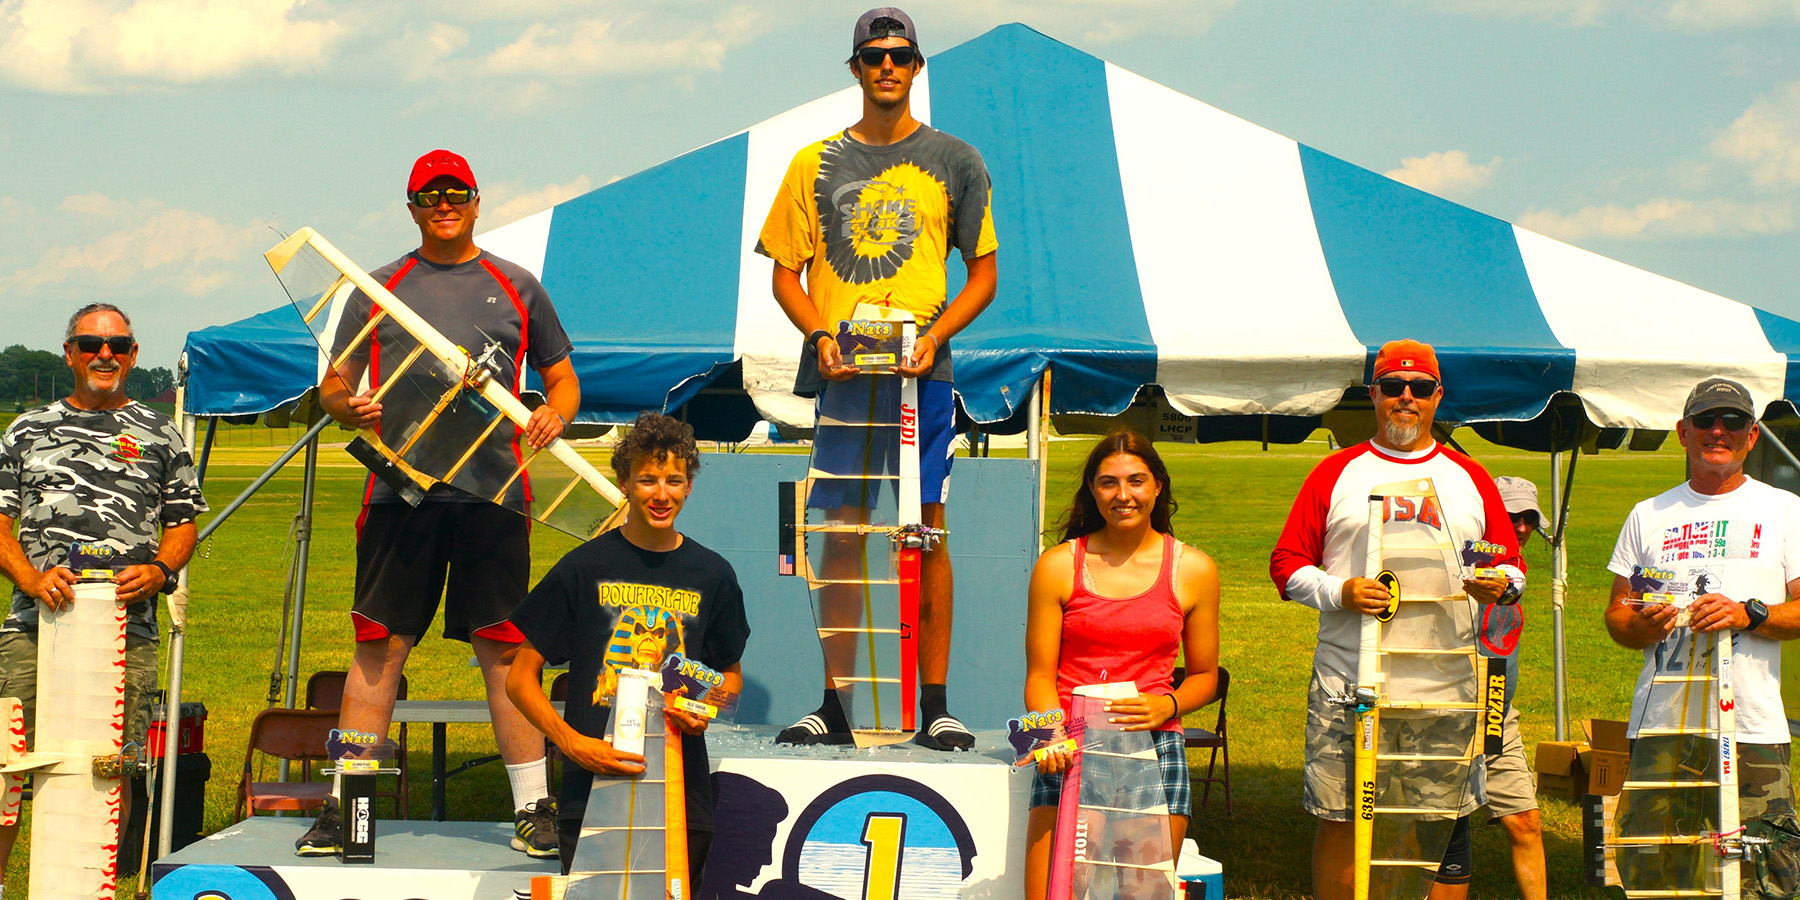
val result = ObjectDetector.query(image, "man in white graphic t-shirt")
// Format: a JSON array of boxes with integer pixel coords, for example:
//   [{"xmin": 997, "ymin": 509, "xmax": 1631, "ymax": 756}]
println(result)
[{"xmin": 1606, "ymin": 376, "xmax": 1800, "ymax": 862}]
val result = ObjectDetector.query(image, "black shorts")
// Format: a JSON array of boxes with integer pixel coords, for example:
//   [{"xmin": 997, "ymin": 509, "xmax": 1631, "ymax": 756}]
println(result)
[{"xmin": 353, "ymin": 500, "xmax": 528, "ymax": 644}]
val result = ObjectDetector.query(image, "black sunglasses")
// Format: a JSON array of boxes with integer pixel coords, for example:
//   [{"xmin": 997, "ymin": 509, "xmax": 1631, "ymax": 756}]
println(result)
[
  {"xmin": 409, "ymin": 187, "xmax": 477, "ymax": 208},
  {"xmin": 67, "ymin": 334, "xmax": 136, "ymax": 355},
  {"xmin": 1690, "ymin": 411, "xmax": 1753, "ymax": 432},
  {"xmin": 856, "ymin": 45, "xmax": 919, "ymax": 67},
  {"xmin": 1375, "ymin": 377, "xmax": 1438, "ymax": 399}
]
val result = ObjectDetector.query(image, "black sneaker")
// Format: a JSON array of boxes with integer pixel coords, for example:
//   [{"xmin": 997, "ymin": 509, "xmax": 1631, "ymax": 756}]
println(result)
[
  {"xmin": 294, "ymin": 798, "xmax": 342, "ymax": 857},
  {"xmin": 512, "ymin": 798, "xmax": 559, "ymax": 858},
  {"xmin": 914, "ymin": 713, "xmax": 975, "ymax": 751},
  {"xmin": 775, "ymin": 712, "xmax": 853, "ymax": 746}
]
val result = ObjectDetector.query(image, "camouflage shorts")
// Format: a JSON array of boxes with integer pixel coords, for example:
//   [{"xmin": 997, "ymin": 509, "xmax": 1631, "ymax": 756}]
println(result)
[
  {"xmin": 1617, "ymin": 740, "xmax": 1795, "ymax": 898},
  {"xmin": 1305, "ymin": 673, "xmax": 1485, "ymax": 821},
  {"xmin": 1481, "ymin": 705, "xmax": 1538, "ymax": 818},
  {"xmin": 0, "ymin": 630, "xmax": 157, "ymax": 750}
]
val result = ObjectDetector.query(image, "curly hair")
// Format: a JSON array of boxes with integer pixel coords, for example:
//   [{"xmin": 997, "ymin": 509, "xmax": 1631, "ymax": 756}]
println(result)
[
  {"xmin": 610, "ymin": 411, "xmax": 701, "ymax": 484},
  {"xmin": 1055, "ymin": 429, "xmax": 1177, "ymax": 542}
]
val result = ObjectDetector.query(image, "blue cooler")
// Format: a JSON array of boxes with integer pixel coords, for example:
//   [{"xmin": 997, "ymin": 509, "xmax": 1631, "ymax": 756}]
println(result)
[{"xmin": 1177, "ymin": 839, "xmax": 1224, "ymax": 900}]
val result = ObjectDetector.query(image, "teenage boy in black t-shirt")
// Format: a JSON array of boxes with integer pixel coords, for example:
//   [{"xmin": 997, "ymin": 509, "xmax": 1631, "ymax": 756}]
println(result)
[{"xmin": 507, "ymin": 412, "xmax": 749, "ymax": 876}]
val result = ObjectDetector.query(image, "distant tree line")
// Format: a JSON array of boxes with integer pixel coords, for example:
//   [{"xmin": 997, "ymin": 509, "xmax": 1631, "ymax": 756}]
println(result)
[{"xmin": 1, "ymin": 344, "xmax": 175, "ymax": 407}]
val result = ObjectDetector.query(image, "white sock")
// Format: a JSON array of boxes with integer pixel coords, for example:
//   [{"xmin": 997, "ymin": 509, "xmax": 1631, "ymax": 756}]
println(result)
[{"xmin": 506, "ymin": 760, "xmax": 549, "ymax": 813}]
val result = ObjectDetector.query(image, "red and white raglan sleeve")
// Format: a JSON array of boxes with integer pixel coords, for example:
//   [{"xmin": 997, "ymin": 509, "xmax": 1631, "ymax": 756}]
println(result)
[
  {"xmin": 1463, "ymin": 456, "xmax": 1527, "ymax": 590},
  {"xmin": 1271, "ymin": 452, "xmax": 1350, "ymax": 611}
]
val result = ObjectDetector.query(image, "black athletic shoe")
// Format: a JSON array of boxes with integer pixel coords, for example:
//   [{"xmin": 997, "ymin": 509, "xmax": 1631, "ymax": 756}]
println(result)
[
  {"xmin": 294, "ymin": 798, "xmax": 342, "ymax": 857},
  {"xmin": 776, "ymin": 712, "xmax": 854, "ymax": 746},
  {"xmin": 914, "ymin": 714, "xmax": 975, "ymax": 751},
  {"xmin": 512, "ymin": 798, "xmax": 559, "ymax": 858}
]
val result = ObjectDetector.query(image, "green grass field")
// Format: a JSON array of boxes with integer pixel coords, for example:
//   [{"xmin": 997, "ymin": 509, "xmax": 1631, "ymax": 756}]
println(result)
[{"xmin": 1, "ymin": 428, "xmax": 1684, "ymax": 898}]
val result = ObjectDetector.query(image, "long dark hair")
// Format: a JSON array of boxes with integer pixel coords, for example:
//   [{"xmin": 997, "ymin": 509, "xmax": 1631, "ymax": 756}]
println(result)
[{"xmin": 1056, "ymin": 429, "xmax": 1177, "ymax": 542}]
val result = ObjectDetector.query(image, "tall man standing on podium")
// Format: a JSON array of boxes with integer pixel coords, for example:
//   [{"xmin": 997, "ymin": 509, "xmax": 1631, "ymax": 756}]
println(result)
[
  {"xmin": 297, "ymin": 150, "xmax": 580, "ymax": 858},
  {"xmin": 757, "ymin": 8, "xmax": 999, "ymax": 749}
]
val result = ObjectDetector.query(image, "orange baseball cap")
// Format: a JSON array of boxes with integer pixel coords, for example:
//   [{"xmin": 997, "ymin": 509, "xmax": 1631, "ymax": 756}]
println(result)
[{"xmin": 1373, "ymin": 339, "xmax": 1440, "ymax": 380}]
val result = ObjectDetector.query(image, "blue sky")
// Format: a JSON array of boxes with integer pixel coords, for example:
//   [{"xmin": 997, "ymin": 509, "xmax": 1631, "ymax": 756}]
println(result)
[{"xmin": 4, "ymin": 0, "xmax": 1798, "ymax": 366}]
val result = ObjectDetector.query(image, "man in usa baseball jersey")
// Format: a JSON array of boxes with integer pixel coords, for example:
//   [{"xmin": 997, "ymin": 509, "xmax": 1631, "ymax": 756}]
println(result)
[{"xmin": 1269, "ymin": 339, "xmax": 1523, "ymax": 900}]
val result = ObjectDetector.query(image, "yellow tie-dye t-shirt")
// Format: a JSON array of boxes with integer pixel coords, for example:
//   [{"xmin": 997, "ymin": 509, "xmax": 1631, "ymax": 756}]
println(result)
[{"xmin": 757, "ymin": 125, "xmax": 997, "ymax": 388}]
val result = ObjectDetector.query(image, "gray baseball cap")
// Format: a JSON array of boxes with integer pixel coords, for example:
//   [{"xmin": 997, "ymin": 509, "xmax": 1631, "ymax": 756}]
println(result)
[
  {"xmin": 853, "ymin": 8, "xmax": 919, "ymax": 53},
  {"xmin": 1683, "ymin": 377, "xmax": 1755, "ymax": 419},
  {"xmin": 1494, "ymin": 476, "xmax": 1544, "ymax": 522}
]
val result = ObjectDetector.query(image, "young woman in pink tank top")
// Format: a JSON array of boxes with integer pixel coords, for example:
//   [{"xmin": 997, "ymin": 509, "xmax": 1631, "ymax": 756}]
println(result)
[{"xmin": 1020, "ymin": 430, "xmax": 1221, "ymax": 900}]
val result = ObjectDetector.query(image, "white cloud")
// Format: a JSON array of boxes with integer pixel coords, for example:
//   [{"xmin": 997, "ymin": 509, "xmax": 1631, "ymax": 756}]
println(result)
[
  {"xmin": 1712, "ymin": 81, "xmax": 1800, "ymax": 187},
  {"xmin": 3, "ymin": 197, "xmax": 265, "ymax": 296},
  {"xmin": 481, "ymin": 8, "xmax": 763, "ymax": 78},
  {"xmin": 1384, "ymin": 150, "xmax": 1501, "ymax": 195},
  {"xmin": 479, "ymin": 176, "xmax": 594, "ymax": 229},
  {"xmin": 1414, "ymin": 0, "xmax": 1800, "ymax": 28},
  {"xmin": 1407, "ymin": 0, "xmax": 1622, "ymax": 26},
  {"xmin": 1517, "ymin": 197, "xmax": 1795, "ymax": 240},
  {"xmin": 0, "ymin": 0, "xmax": 346, "ymax": 92},
  {"xmin": 1659, "ymin": 0, "xmax": 1800, "ymax": 29},
  {"xmin": 0, "ymin": 197, "xmax": 31, "ymax": 221},
  {"xmin": 916, "ymin": 0, "xmax": 1237, "ymax": 43},
  {"xmin": 394, "ymin": 22, "xmax": 470, "ymax": 83}
]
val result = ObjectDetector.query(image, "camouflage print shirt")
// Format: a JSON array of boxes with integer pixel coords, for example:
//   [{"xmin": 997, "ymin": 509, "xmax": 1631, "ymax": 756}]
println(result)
[{"xmin": 0, "ymin": 401, "xmax": 208, "ymax": 640}]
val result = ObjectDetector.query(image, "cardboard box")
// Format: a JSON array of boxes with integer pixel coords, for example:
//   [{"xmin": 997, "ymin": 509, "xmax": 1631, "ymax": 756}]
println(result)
[
  {"xmin": 1580, "ymin": 747, "xmax": 1629, "ymax": 796},
  {"xmin": 1536, "ymin": 740, "xmax": 1589, "ymax": 801},
  {"xmin": 1588, "ymin": 718, "xmax": 1629, "ymax": 752}
]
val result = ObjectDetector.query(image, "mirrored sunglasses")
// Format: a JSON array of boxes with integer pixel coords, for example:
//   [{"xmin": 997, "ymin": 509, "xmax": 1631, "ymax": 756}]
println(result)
[{"xmin": 409, "ymin": 187, "xmax": 477, "ymax": 208}]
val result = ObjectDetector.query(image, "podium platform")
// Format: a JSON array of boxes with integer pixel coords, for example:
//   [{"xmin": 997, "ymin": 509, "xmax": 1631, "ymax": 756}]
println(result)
[
  {"xmin": 151, "ymin": 728, "xmax": 1032, "ymax": 900},
  {"xmin": 150, "ymin": 817, "xmax": 557, "ymax": 899},
  {"xmin": 699, "ymin": 727, "xmax": 1029, "ymax": 900}
]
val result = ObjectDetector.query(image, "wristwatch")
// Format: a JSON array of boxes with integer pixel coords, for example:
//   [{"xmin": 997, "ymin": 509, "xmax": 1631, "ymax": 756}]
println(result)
[
  {"xmin": 1746, "ymin": 597, "xmax": 1770, "ymax": 632},
  {"xmin": 1498, "ymin": 582, "xmax": 1522, "ymax": 606},
  {"xmin": 807, "ymin": 329, "xmax": 833, "ymax": 352},
  {"xmin": 151, "ymin": 560, "xmax": 178, "ymax": 594}
]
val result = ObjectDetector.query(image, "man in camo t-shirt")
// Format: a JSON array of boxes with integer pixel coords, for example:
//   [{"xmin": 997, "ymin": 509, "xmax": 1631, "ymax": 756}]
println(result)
[{"xmin": 0, "ymin": 302, "xmax": 206, "ymax": 884}]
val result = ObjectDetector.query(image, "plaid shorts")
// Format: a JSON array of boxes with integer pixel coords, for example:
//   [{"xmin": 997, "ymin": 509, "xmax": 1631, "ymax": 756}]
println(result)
[{"xmin": 1030, "ymin": 729, "xmax": 1192, "ymax": 817}]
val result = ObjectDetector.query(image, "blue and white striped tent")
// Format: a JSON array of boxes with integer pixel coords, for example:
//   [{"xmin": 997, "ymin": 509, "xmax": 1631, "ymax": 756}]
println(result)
[{"xmin": 185, "ymin": 23, "xmax": 1800, "ymax": 436}]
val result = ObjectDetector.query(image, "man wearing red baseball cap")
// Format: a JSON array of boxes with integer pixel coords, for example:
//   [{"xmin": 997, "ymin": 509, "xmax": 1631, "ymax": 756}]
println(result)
[
  {"xmin": 1269, "ymin": 340, "xmax": 1525, "ymax": 899},
  {"xmin": 299, "ymin": 149, "xmax": 579, "ymax": 859}
]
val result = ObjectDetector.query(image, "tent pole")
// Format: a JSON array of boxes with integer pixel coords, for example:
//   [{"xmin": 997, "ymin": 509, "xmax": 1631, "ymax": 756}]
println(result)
[
  {"xmin": 1759, "ymin": 419, "xmax": 1800, "ymax": 471},
  {"xmin": 1549, "ymin": 448, "xmax": 1579, "ymax": 741},
  {"xmin": 1028, "ymin": 372, "xmax": 1051, "ymax": 528},
  {"xmin": 282, "ymin": 434, "xmax": 320, "ymax": 710},
  {"xmin": 158, "ymin": 361, "xmax": 193, "ymax": 858},
  {"xmin": 195, "ymin": 417, "xmax": 218, "ymax": 485},
  {"xmin": 197, "ymin": 416, "xmax": 333, "ymax": 544}
]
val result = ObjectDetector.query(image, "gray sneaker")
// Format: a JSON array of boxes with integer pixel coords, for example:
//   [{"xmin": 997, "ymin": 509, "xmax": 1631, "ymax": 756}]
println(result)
[
  {"xmin": 512, "ymin": 798, "xmax": 558, "ymax": 858},
  {"xmin": 294, "ymin": 798, "xmax": 342, "ymax": 857}
]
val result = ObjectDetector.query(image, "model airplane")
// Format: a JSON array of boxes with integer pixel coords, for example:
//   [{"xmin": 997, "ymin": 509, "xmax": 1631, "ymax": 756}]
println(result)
[
  {"xmin": 1613, "ymin": 571, "xmax": 1751, "ymax": 899},
  {"xmin": 1047, "ymin": 683, "xmax": 1179, "ymax": 900},
  {"xmin": 264, "ymin": 227, "xmax": 625, "ymax": 539},
  {"xmin": 1350, "ymin": 479, "xmax": 1483, "ymax": 900},
  {"xmin": 778, "ymin": 306, "xmax": 939, "ymax": 748},
  {"xmin": 533, "ymin": 667, "xmax": 687, "ymax": 900},
  {"xmin": 0, "ymin": 558, "xmax": 144, "ymax": 900}
]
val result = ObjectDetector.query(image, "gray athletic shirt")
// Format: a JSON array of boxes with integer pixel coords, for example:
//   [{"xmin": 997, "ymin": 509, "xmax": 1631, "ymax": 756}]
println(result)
[{"xmin": 330, "ymin": 251, "xmax": 573, "ymax": 505}]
